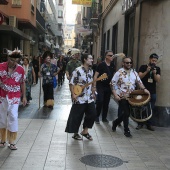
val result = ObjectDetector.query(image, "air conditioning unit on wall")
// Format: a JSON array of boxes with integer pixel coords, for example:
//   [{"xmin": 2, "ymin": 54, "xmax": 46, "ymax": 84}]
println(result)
[{"xmin": 9, "ymin": 16, "xmax": 17, "ymax": 27}]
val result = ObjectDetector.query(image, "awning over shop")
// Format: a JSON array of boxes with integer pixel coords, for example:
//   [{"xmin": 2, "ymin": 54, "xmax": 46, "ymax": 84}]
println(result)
[{"xmin": 0, "ymin": 25, "xmax": 32, "ymax": 40}]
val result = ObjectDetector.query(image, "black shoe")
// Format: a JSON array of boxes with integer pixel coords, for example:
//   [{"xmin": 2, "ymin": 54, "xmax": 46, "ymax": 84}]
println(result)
[
  {"xmin": 112, "ymin": 121, "xmax": 117, "ymax": 132},
  {"xmin": 95, "ymin": 117, "xmax": 100, "ymax": 124},
  {"xmin": 102, "ymin": 119, "xmax": 109, "ymax": 123},
  {"xmin": 124, "ymin": 131, "xmax": 132, "ymax": 138},
  {"xmin": 136, "ymin": 124, "xmax": 143, "ymax": 130},
  {"xmin": 147, "ymin": 125, "xmax": 155, "ymax": 131}
]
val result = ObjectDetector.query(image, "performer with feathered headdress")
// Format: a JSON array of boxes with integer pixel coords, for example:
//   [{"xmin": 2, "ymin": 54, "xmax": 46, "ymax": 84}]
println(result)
[{"xmin": 0, "ymin": 48, "xmax": 27, "ymax": 150}]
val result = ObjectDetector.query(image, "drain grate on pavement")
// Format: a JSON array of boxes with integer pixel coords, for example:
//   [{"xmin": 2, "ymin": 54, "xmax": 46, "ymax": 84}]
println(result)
[{"xmin": 80, "ymin": 154, "xmax": 123, "ymax": 168}]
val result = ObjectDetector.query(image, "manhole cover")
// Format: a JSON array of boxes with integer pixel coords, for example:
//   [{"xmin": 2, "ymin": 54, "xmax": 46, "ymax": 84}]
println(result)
[{"xmin": 80, "ymin": 154, "xmax": 123, "ymax": 168}]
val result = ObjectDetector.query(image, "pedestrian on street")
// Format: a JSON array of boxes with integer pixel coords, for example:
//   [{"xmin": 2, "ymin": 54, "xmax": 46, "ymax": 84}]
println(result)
[
  {"xmin": 94, "ymin": 50, "xmax": 115, "ymax": 124},
  {"xmin": 40, "ymin": 51, "xmax": 60, "ymax": 109},
  {"xmin": 65, "ymin": 49, "xmax": 81, "ymax": 81},
  {"xmin": 22, "ymin": 57, "xmax": 36, "ymax": 104},
  {"xmin": 111, "ymin": 56, "xmax": 150, "ymax": 137},
  {"xmin": 65, "ymin": 53, "xmax": 96, "ymax": 141},
  {"xmin": 136, "ymin": 53, "xmax": 161, "ymax": 131},
  {"xmin": 0, "ymin": 49, "xmax": 27, "ymax": 150},
  {"xmin": 57, "ymin": 55, "xmax": 64, "ymax": 86}
]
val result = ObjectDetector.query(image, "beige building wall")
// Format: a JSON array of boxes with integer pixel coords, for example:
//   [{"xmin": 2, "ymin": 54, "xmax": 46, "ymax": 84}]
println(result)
[
  {"xmin": 137, "ymin": 1, "xmax": 170, "ymax": 107},
  {"xmin": 99, "ymin": 0, "xmax": 170, "ymax": 107},
  {"xmin": 92, "ymin": 0, "xmax": 170, "ymax": 126},
  {"xmin": 103, "ymin": 0, "xmax": 124, "ymax": 52}
]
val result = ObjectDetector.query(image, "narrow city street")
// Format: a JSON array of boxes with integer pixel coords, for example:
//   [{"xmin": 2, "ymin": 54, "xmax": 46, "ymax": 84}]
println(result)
[{"xmin": 0, "ymin": 78, "xmax": 169, "ymax": 170}]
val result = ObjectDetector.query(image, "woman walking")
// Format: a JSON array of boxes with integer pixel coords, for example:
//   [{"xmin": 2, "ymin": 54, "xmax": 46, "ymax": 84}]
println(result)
[
  {"xmin": 40, "ymin": 51, "xmax": 59, "ymax": 109},
  {"xmin": 23, "ymin": 57, "xmax": 36, "ymax": 104}
]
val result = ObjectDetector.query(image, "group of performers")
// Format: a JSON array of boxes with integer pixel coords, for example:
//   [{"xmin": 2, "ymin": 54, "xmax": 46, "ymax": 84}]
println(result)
[
  {"xmin": 65, "ymin": 50, "xmax": 161, "ymax": 140},
  {"xmin": 0, "ymin": 48, "xmax": 161, "ymax": 150}
]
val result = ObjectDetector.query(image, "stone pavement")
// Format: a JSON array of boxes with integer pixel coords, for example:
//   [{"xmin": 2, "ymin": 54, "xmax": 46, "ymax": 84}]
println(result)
[{"xmin": 0, "ymin": 79, "xmax": 170, "ymax": 170}]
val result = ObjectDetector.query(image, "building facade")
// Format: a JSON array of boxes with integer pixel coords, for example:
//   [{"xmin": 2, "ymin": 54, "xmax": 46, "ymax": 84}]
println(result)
[
  {"xmin": 0, "ymin": 0, "xmax": 37, "ymax": 57},
  {"xmin": 0, "ymin": 0, "xmax": 65, "ymax": 59},
  {"xmin": 91, "ymin": 0, "xmax": 170, "ymax": 126}
]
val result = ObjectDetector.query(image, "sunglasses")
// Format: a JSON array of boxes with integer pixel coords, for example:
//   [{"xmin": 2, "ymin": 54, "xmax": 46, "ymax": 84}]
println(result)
[
  {"xmin": 124, "ymin": 62, "xmax": 132, "ymax": 64},
  {"xmin": 107, "ymin": 55, "xmax": 113, "ymax": 57}
]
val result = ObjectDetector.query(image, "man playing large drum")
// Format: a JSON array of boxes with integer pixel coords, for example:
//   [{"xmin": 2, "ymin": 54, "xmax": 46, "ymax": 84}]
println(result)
[{"xmin": 111, "ymin": 56, "xmax": 150, "ymax": 137}]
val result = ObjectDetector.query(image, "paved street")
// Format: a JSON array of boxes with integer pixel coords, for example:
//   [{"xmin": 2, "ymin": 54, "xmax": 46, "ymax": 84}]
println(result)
[{"xmin": 0, "ymin": 79, "xmax": 170, "ymax": 170}]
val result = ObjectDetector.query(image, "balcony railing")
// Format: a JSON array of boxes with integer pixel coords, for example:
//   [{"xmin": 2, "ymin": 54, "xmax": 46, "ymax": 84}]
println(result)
[
  {"xmin": 90, "ymin": 0, "xmax": 102, "ymax": 33},
  {"xmin": 36, "ymin": 8, "xmax": 45, "ymax": 29}
]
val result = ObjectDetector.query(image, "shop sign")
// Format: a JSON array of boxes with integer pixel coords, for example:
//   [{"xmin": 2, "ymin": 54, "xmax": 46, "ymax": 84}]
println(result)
[{"xmin": 72, "ymin": 0, "xmax": 92, "ymax": 5}]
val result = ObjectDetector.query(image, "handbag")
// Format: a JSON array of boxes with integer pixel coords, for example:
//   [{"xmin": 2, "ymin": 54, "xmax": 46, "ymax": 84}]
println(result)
[{"xmin": 53, "ymin": 76, "xmax": 57, "ymax": 88}]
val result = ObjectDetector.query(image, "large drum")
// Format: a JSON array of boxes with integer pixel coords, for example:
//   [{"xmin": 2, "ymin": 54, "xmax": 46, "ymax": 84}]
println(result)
[{"xmin": 128, "ymin": 90, "xmax": 152, "ymax": 122}]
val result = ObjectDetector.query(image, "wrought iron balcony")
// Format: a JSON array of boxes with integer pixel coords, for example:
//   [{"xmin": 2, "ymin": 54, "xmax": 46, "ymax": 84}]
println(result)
[
  {"xmin": 91, "ymin": 0, "xmax": 102, "ymax": 18},
  {"xmin": 90, "ymin": 0, "xmax": 102, "ymax": 33}
]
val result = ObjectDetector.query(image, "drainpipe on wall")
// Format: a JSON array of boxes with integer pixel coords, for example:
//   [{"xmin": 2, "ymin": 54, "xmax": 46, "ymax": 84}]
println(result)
[{"xmin": 136, "ymin": 2, "xmax": 142, "ymax": 70}]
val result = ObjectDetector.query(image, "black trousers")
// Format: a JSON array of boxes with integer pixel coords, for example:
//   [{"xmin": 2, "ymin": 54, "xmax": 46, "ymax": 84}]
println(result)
[
  {"xmin": 35, "ymin": 71, "xmax": 39, "ymax": 84},
  {"xmin": 42, "ymin": 83, "xmax": 54, "ymax": 102},
  {"xmin": 58, "ymin": 72, "xmax": 63, "ymax": 85},
  {"xmin": 65, "ymin": 102, "xmax": 96, "ymax": 133},
  {"xmin": 96, "ymin": 86, "xmax": 111, "ymax": 120},
  {"xmin": 114, "ymin": 99, "xmax": 130, "ymax": 132}
]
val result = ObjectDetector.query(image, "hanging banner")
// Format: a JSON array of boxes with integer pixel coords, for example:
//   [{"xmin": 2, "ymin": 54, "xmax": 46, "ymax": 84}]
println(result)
[{"xmin": 72, "ymin": 0, "xmax": 92, "ymax": 5}]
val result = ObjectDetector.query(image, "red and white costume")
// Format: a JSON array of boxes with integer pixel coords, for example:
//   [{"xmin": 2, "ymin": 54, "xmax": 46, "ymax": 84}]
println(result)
[{"xmin": 0, "ymin": 62, "xmax": 25, "ymax": 132}]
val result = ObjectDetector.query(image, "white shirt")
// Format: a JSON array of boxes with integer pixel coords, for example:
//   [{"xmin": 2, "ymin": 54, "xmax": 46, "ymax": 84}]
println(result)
[
  {"xmin": 70, "ymin": 66, "xmax": 94, "ymax": 104},
  {"xmin": 111, "ymin": 68, "xmax": 142, "ymax": 97}
]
